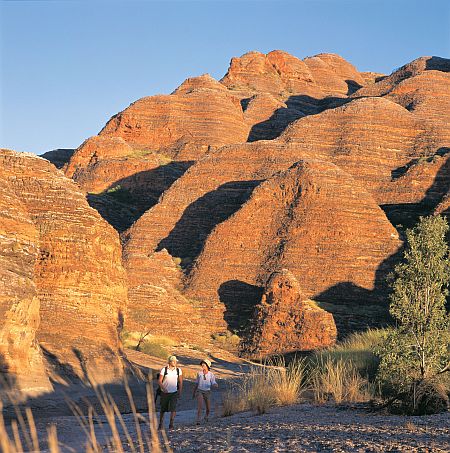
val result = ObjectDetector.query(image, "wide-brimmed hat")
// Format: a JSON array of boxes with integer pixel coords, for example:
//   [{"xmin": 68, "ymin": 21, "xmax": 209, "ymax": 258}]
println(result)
[
  {"xmin": 200, "ymin": 359, "xmax": 212, "ymax": 370},
  {"xmin": 168, "ymin": 355, "xmax": 177, "ymax": 363}
]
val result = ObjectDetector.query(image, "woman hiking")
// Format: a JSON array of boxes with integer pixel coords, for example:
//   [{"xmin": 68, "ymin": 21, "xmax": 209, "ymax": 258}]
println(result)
[{"xmin": 192, "ymin": 359, "xmax": 218, "ymax": 424}]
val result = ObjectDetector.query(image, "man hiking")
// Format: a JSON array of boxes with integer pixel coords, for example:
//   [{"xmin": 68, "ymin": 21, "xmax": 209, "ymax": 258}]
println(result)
[{"xmin": 158, "ymin": 355, "xmax": 183, "ymax": 430}]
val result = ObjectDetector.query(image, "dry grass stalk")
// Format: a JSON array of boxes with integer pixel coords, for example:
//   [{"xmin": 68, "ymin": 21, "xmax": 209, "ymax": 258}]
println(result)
[{"xmin": 0, "ymin": 376, "xmax": 172, "ymax": 452}]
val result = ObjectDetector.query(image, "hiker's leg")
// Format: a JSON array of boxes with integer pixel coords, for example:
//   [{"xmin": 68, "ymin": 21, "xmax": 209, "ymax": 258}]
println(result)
[
  {"xmin": 196, "ymin": 393, "xmax": 203, "ymax": 422},
  {"xmin": 205, "ymin": 393, "xmax": 211, "ymax": 418},
  {"xmin": 169, "ymin": 411, "xmax": 176, "ymax": 428},
  {"xmin": 158, "ymin": 411, "xmax": 165, "ymax": 429}
]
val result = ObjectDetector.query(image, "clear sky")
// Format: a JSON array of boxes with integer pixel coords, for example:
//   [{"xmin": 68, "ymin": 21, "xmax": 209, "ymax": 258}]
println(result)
[{"xmin": 1, "ymin": 0, "xmax": 449, "ymax": 155}]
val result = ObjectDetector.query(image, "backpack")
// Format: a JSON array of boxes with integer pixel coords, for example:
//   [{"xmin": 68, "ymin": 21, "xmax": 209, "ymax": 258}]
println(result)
[{"xmin": 154, "ymin": 366, "xmax": 180, "ymax": 402}]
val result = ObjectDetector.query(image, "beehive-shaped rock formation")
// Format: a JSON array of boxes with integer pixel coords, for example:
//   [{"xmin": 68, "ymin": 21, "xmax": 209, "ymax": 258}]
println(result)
[{"xmin": 185, "ymin": 161, "xmax": 401, "ymax": 331}]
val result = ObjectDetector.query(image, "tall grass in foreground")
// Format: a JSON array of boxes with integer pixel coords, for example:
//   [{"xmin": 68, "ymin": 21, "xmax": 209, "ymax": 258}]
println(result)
[{"xmin": 0, "ymin": 378, "xmax": 171, "ymax": 453}]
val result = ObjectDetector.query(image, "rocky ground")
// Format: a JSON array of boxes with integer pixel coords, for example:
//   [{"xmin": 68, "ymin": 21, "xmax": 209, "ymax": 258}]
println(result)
[
  {"xmin": 163, "ymin": 403, "xmax": 450, "ymax": 452},
  {"xmin": 27, "ymin": 402, "xmax": 449, "ymax": 452}
]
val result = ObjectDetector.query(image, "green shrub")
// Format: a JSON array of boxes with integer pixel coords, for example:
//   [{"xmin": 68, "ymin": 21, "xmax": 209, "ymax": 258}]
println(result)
[
  {"xmin": 376, "ymin": 215, "xmax": 450, "ymax": 414},
  {"xmin": 105, "ymin": 185, "xmax": 133, "ymax": 203}
]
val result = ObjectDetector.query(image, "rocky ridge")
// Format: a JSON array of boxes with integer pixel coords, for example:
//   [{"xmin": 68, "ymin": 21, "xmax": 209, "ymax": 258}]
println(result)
[
  {"xmin": 31, "ymin": 51, "xmax": 450, "ymax": 359},
  {"xmin": 0, "ymin": 150, "xmax": 128, "ymax": 392}
]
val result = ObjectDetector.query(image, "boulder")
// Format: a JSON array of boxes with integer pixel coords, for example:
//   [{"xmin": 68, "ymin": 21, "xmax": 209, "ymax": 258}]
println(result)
[{"xmin": 242, "ymin": 270, "xmax": 337, "ymax": 357}]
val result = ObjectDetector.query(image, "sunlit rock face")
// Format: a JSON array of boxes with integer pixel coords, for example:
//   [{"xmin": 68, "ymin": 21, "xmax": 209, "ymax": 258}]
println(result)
[
  {"xmin": 0, "ymin": 178, "xmax": 50, "ymax": 395},
  {"xmin": 241, "ymin": 270, "xmax": 337, "ymax": 358},
  {"xmin": 1, "ymin": 149, "xmax": 128, "ymax": 386}
]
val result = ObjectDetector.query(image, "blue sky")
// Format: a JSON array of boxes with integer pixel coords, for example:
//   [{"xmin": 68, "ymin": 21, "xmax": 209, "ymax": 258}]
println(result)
[{"xmin": 1, "ymin": 0, "xmax": 449, "ymax": 155}]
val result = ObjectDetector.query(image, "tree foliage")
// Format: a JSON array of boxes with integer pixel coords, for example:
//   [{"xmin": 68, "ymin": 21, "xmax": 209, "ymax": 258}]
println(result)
[{"xmin": 376, "ymin": 215, "xmax": 450, "ymax": 397}]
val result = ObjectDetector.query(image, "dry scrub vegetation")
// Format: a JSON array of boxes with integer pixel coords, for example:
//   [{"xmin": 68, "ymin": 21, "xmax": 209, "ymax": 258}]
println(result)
[
  {"xmin": 222, "ymin": 329, "xmax": 386, "ymax": 417},
  {"xmin": 0, "ymin": 379, "xmax": 172, "ymax": 453}
]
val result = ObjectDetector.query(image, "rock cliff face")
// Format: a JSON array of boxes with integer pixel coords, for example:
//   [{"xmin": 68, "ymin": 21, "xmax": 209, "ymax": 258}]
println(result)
[
  {"xmin": 34, "ymin": 51, "xmax": 449, "ymax": 357},
  {"xmin": 0, "ymin": 179, "xmax": 51, "ymax": 395},
  {"xmin": 280, "ymin": 96, "xmax": 438, "ymax": 202},
  {"xmin": 184, "ymin": 161, "xmax": 401, "ymax": 332},
  {"xmin": 241, "ymin": 270, "xmax": 337, "ymax": 358},
  {"xmin": 117, "ymin": 52, "xmax": 449, "ymax": 347},
  {"xmin": 1, "ymin": 149, "xmax": 128, "ymax": 385},
  {"xmin": 124, "ymin": 249, "xmax": 224, "ymax": 343}
]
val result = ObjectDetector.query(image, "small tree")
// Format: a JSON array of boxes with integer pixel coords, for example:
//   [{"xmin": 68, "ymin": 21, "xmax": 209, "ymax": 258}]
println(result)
[{"xmin": 376, "ymin": 215, "xmax": 450, "ymax": 410}]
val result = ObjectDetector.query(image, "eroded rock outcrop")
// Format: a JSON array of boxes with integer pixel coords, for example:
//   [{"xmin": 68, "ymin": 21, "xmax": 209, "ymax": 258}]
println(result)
[
  {"xmin": 185, "ymin": 160, "xmax": 401, "ymax": 332},
  {"xmin": 1, "ymin": 149, "xmax": 128, "ymax": 385},
  {"xmin": 241, "ymin": 270, "xmax": 337, "ymax": 358},
  {"xmin": 220, "ymin": 50, "xmax": 364, "ymax": 98},
  {"xmin": 97, "ymin": 80, "xmax": 249, "ymax": 159},
  {"xmin": 0, "ymin": 180, "xmax": 50, "ymax": 395}
]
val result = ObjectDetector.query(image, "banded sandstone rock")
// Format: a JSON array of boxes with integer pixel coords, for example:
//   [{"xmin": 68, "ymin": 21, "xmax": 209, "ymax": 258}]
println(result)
[
  {"xmin": 280, "ymin": 96, "xmax": 441, "ymax": 202},
  {"xmin": 185, "ymin": 160, "xmax": 401, "ymax": 332},
  {"xmin": 1, "ymin": 149, "xmax": 128, "ymax": 384},
  {"xmin": 97, "ymin": 81, "xmax": 248, "ymax": 159},
  {"xmin": 0, "ymin": 179, "xmax": 50, "ymax": 395},
  {"xmin": 354, "ymin": 56, "xmax": 450, "ymax": 98},
  {"xmin": 242, "ymin": 270, "xmax": 337, "ymax": 358}
]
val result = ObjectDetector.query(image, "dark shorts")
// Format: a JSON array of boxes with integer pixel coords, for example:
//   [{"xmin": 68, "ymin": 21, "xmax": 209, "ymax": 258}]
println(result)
[
  {"xmin": 160, "ymin": 391, "xmax": 178, "ymax": 413},
  {"xmin": 198, "ymin": 390, "xmax": 211, "ymax": 403}
]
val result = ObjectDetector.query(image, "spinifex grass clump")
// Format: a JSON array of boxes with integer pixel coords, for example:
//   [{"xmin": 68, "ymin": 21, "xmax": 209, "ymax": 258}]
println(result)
[
  {"xmin": 313, "ymin": 328, "xmax": 385, "ymax": 380},
  {"xmin": 376, "ymin": 215, "xmax": 450, "ymax": 415},
  {"xmin": 222, "ymin": 358, "xmax": 308, "ymax": 416},
  {"xmin": 310, "ymin": 357, "xmax": 375, "ymax": 404}
]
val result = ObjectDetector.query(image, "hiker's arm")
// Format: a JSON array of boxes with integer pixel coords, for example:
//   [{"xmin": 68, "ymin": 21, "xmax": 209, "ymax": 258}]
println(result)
[
  {"xmin": 158, "ymin": 372, "xmax": 165, "ymax": 392},
  {"xmin": 192, "ymin": 373, "xmax": 199, "ymax": 398},
  {"xmin": 178, "ymin": 374, "xmax": 183, "ymax": 395},
  {"xmin": 211, "ymin": 373, "xmax": 218, "ymax": 388}
]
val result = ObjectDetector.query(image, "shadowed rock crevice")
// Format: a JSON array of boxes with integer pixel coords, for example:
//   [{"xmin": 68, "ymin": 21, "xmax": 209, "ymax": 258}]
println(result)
[
  {"xmin": 157, "ymin": 180, "xmax": 262, "ymax": 270},
  {"xmin": 383, "ymin": 148, "xmax": 450, "ymax": 233},
  {"xmin": 345, "ymin": 79, "xmax": 363, "ymax": 95},
  {"xmin": 87, "ymin": 161, "xmax": 194, "ymax": 232},
  {"xmin": 315, "ymin": 246, "xmax": 403, "ymax": 338},
  {"xmin": 247, "ymin": 94, "xmax": 351, "ymax": 142},
  {"xmin": 40, "ymin": 149, "xmax": 75, "ymax": 169},
  {"xmin": 218, "ymin": 280, "xmax": 265, "ymax": 333}
]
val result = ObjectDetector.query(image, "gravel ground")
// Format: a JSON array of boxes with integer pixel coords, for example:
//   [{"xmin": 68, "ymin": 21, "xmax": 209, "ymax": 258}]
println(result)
[{"xmin": 164, "ymin": 404, "xmax": 450, "ymax": 452}]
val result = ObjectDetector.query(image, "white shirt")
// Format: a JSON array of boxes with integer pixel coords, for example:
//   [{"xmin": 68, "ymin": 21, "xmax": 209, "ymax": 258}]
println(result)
[
  {"xmin": 160, "ymin": 366, "xmax": 182, "ymax": 393},
  {"xmin": 196, "ymin": 371, "xmax": 217, "ymax": 391}
]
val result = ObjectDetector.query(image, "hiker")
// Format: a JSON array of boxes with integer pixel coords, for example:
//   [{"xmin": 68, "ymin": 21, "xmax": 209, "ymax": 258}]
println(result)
[
  {"xmin": 158, "ymin": 355, "xmax": 183, "ymax": 430},
  {"xmin": 192, "ymin": 359, "xmax": 218, "ymax": 424}
]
